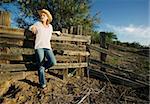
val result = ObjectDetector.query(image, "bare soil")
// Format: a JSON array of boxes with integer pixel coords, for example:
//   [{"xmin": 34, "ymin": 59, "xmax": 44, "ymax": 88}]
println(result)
[{"xmin": 0, "ymin": 45, "xmax": 149, "ymax": 104}]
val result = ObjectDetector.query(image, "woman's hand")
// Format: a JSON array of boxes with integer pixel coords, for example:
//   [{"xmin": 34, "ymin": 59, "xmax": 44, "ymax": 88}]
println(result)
[
  {"xmin": 31, "ymin": 26, "xmax": 37, "ymax": 34},
  {"xmin": 53, "ymin": 31, "xmax": 62, "ymax": 36}
]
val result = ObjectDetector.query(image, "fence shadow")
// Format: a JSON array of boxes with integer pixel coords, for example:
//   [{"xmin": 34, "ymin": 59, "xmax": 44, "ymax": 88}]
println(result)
[
  {"xmin": 23, "ymin": 29, "xmax": 35, "ymax": 48},
  {"xmin": 19, "ymin": 79, "xmax": 39, "ymax": 87},
  {"xmin": 23, "ymin": 29, "xmax": 36, "ymax": 71}
]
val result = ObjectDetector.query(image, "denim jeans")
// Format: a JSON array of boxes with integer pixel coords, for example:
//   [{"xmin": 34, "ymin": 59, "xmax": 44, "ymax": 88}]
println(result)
[{"xmin": 35, "ymin": 48, "xmax": 56, "ymax": 86}]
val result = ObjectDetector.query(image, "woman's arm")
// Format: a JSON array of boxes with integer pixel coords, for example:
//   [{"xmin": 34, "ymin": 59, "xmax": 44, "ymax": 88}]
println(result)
[
  {"xmin": 29, "ymin": 26, "xmax": 37, "ymax": 34},
  {"xmin": 29, "ymin": 22, "xmax": 39, "ymax": 34},
  {"xmin": 53, "ymin": 31, "xmax": 61, "ymax": 36}
]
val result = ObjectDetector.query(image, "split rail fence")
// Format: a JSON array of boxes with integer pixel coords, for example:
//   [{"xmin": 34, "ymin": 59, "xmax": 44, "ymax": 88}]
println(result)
[
  {"xmin": 87, "ymin": 32, "xmax": 149, "ymax": 89},
  {"xmin": 0, "ymin": 25, "xmax": 91, "ymax": 80}
]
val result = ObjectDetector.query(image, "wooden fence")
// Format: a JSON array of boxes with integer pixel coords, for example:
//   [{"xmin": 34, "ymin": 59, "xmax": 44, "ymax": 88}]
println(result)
[
  {"xmin": 0, "ymin": 25, "xmax": 91, "ymax": 80},
  {"xmin": 62, "ymin": 25, "xmax": 91, "ymax": 36},
  {"xmin": 87, "ymin": 32, "xmax": 149, "ymax": 89}
]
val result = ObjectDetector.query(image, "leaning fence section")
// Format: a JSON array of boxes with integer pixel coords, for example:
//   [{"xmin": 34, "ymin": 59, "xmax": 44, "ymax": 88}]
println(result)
[
  {"xmin": 0, "ymin": 25, "xmax": 91, "ymax": 80},
  {"xmin": 87, "ymin": 32, "xmax": 149, "ymax": 89}
]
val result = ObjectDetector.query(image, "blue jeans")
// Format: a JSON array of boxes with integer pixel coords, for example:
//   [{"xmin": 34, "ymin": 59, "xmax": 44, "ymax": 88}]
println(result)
[{"xmin": 35, "ymin": 48, "xmax": 56, "ymax": 86}]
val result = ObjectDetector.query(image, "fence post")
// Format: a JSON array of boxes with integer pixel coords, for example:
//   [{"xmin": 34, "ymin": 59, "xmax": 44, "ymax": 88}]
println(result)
[
  {"xmin": 99, "ymin": 32, "xmax": 107, "ymax": 71},
  {"xmin": 70, "ymin": 26, "xmax": 74, "ymax": 34},
  {"xmin": 62, "ymin": 28, "xmax": 65, "ymax": 33},
  {"xmin": 83, "ymin": 26, "xmax": 87, "ymax": 36},
  {"xmin": 0, "ymin": 11, "xmax": 11, "ymax": 27},
  {"xmin": 62, "ymin": 28, "xmax": 68, "ymax": 33},
  {"xmin": 80, "ymin": 25, "xmax": 83, "ymax": 35},
  {"xmin": 77, "ymin": 25, "xmax": 83, "ymax": 35}
]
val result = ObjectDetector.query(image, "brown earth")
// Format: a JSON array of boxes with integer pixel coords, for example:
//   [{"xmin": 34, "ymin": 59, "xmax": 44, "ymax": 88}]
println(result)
[{"xmin": 0, "ymin": 44, "xmax": 149, "ymax": 104}]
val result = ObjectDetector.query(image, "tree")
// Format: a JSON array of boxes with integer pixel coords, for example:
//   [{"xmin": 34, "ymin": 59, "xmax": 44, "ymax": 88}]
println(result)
[
  {"xmin": 105, "ymin": 32, "xmax": 118, "ymax": 44},
  {"xmin": 91, "ymin": 30, "xmax": 99, "ymax": 44},
  {"xmin": 0, "ymin": 0, "xmax": 100, "ymax": 32},
  {"xmin": 91, "ymin": 31, "xmax": 118, "ymax": 44}
]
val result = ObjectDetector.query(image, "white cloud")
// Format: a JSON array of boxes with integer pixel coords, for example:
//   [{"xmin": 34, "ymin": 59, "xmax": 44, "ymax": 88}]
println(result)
[{"xmin": 105, "ymin": 24, "xmax": 150, "ymax": 46}]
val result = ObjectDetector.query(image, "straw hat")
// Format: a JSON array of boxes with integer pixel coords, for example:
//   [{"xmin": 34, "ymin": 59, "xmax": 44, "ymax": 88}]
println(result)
[{"xmin": 38, "ymin": 9, "xmax": 53, "ymax": 23}]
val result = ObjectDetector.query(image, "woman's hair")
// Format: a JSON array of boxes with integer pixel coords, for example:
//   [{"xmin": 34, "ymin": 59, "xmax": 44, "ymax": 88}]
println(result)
[{"xmin": 46, "ymin": 19, "xmax": 49, "ymax": 25}]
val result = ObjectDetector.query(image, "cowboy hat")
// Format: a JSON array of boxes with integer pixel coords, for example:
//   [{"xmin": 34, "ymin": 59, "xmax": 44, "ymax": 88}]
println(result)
[{"xmin": 38, "ymin": 9, "xmax": 53, "ymax": 23}]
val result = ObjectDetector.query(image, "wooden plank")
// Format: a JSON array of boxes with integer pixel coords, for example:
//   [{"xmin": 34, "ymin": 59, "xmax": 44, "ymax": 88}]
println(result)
[
  {"xmin": 51, "ymin": 35, "xmax": 89, "ymax": 43},
  {"xmin": 0, "ymin": 54, "xmax": 23, "ymax": 60},
  {"xmin": 0, "ymin": 37, "xmax": 24, "ymax": 47},
  {"xmin": 0, "ymin": 64, "xmax": 27, "ymax": 71},
  {"xmin": 89, "ymin": 58, "xmax": 147, "ymax": 82},
  {"xmin": 80, "ymin": 25, "xmax": 83, "ymax": 35},
  {"xmin": 0, "ymin": 43, "xmax": 22, "ymax": 48},
  {"xmin": 0, "ymin": 38, "xmax": 86, "ymax": 50},
  {"xmin": 77, "ymin": 25, "xmax": 80, "ymax": 35},
  {"xmin": 0, "ymin": 39, "xmax": 33, "ymax": 48},
  {"xmin": 63, "ymin": 33, "xmax": 91, "ymax": 43},
  {"xmin": 88, "ymin": 67, "xmax": 149, "ymax": 88},
  {"xmin": 0, "ymin": 33, "xmax": 89, "ymax": 44},
  {"xmin": 56, "ymin": 55, "xmax": 83, "ymax": 63},
  {"xmin": 76, "ymin": 54, "xmax": 84, "ymax": 77},
  {"xmin": 83, "ymin": 26, "xmax": 88, "ymax": 36},
  {"xmin": 62, "ymin": 28, "xmax": 68, "ymax": 33},
  {"xmin": 70, "ymin": 26, "xmax": 73, "ymax": 34},
  {"xmin": 5, "ymin": 12, "xmax": 11, "ymax": 27},
  {"xmin": 0, "ymin": 60, "xmax": 10, "ymax": 64},
  {"xmin": 0, "ymin": 26, "xmax": 90, "ymax": 43},
  {"xmin": 0, "ymin": 25, "xmax": 24, "ymax": 35},
  {"xmin": 0, "ymin": 11, "xmax": 11, "ymax": 27},
  {"xmin": 87, "ymin": 44, "xmax": 122, "ymax": 57},
  {"xmin": 0, "ymin": 63, "xmax": 88, "ymax": 71},
  {"xmin": 0, "ymin": 54, "xmax": 85, "ymax": 63},
  {"xmin": 0, "ymin": 47, "xmax": 89, "ymax": 56},
  {"xmin": 0, "ymin": 54, "xmax": 34, "ymax": 63},
  {"xmin": 108, "ymin": 43, "xmax": 138, "ymax": 52},
  {"xmin": 63, "ymin": 50, "xmax": 90, "ymax": 56},
  {"xmin": 51, "ymin": 42, "xmax": 86, "ymax": 51},
  {"xmin": 0, "ymin": 12, "xmax": 2, "ymax": 26},
  {"xmin": 0, "ymin": 33, "xmax": 32, "ymax": 42},
  {"xmin": 0, "ymin": 47, "xmax": 34, "ymax": 55},
  {"xmin": 49, "ymin": 63, "xmax": 88, "ymax": 69},
  {"xmin": 0, "ymin": 34, "xmax": 25, "ymax": 39}
]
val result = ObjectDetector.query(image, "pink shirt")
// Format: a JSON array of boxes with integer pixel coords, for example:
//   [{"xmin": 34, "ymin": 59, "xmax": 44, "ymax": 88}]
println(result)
[{"xmin": 29, "ymin": 21, "xmax": 53, "ymax": 49}]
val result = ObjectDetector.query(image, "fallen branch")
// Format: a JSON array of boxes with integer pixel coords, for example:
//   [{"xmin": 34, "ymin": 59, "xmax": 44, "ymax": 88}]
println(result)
[
  {"xmin": 77, "ymin": 89, "xmax": 91, "ymax": 104},
  {"xmin": 103, "ymin": 73, "xmax": 116, "ymax": 94},
  {"xmin": 90, "ymin": 84, "xmax": 106, "ymax": 94}
]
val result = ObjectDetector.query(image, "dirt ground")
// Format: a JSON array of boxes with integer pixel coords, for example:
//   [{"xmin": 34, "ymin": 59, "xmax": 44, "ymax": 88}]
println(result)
[
  {"xmin": 0, "ymin": 45, "xmax": 149, "ymax": 104},
  {"xmin": 0, "ymin": 71, "xmax": 149, "ymax": 104}
]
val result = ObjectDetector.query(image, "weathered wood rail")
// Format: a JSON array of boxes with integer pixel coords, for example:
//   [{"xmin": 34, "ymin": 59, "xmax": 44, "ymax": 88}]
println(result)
[
  {"xmin": 0, "ymin": 25, "xmax": 91, "ymax": 80},
  {"xmin": 88, "ymin": 59, "xmax": 149, "ymax": 88},
  {"xmin": 87, "ymin": 32, "xmax": 149, "ymax": 89},
  {"xmin": 88, "ymin": 67, "xmax": 148, "ymax": 88}
]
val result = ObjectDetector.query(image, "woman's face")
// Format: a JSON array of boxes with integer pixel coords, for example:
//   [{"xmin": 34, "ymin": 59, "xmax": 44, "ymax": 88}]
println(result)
[{"xmin": 40, "ymin": 12, "xmax": 48, "ymax": 23}]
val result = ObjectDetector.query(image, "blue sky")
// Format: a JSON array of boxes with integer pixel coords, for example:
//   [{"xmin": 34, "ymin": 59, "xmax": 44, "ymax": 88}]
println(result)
[
  {"xmin": 90, "ymin": 0, "xmax": 150, "ymax": 46},
  {"xmin": 0, "ymin": 0, "xmax": 149, "ymax": 46}
]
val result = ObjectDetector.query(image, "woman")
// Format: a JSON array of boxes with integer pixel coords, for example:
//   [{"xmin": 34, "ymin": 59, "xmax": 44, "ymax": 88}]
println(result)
[{"xmin": 29, "ymin": 9, "xmax": 60, "ymax": 88}]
